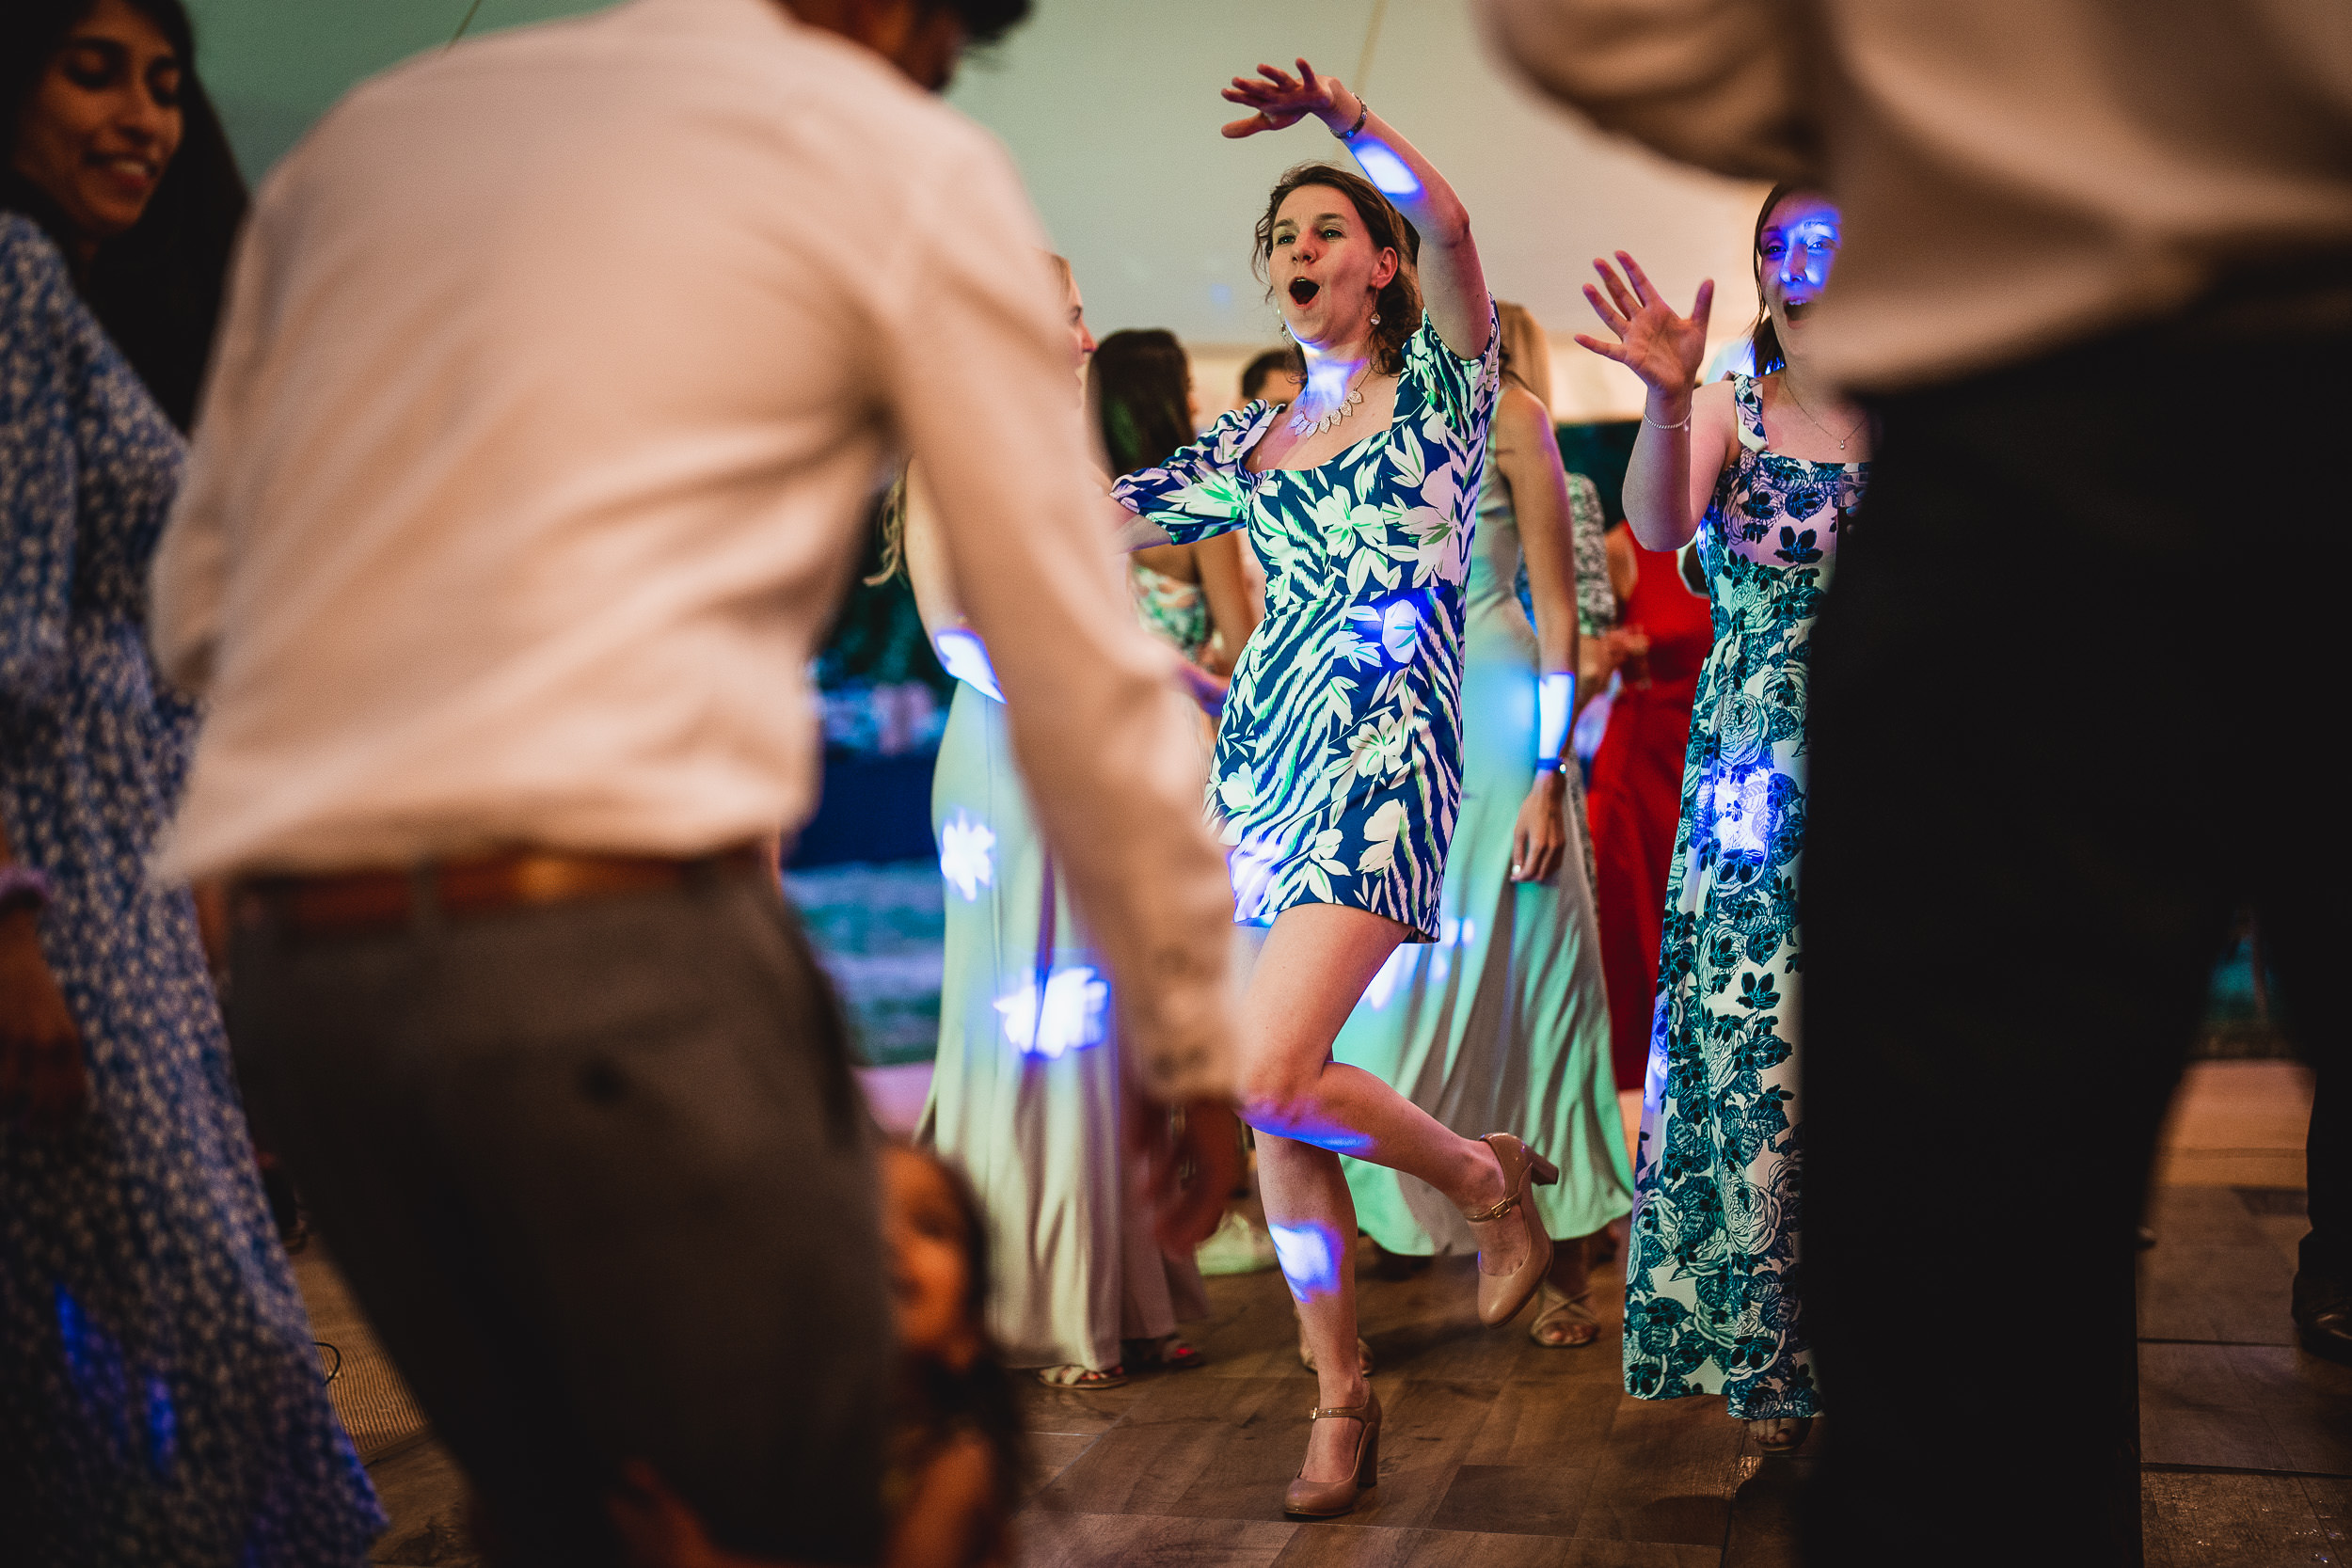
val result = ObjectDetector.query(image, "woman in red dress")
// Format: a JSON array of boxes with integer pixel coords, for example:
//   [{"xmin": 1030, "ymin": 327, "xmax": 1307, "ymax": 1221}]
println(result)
[{"xmin": 1584, "ymin": 526, "xmax": 1713, "ymax": 1092}]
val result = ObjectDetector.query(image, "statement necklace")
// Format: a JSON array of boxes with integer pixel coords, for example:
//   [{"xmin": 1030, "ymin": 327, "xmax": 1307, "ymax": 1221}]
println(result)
[{"xmin": 1288, "ymin": 365, "xmax": 1369, "ymax": 437}]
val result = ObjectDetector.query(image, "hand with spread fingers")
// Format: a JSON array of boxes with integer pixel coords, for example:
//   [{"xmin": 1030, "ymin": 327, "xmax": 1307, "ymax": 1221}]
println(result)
[
  {"xmin": 1219, "ymin": 57, "xmax": 1358, "ymax": 139},
  {"xmin": 1574, "ymin": 252, "xmax": 1714, "ymax": 401}
]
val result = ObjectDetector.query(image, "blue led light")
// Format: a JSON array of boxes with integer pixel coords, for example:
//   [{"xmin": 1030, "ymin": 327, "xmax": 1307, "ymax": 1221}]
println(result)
[
  {"xmin": 1352, "ymin": 142, "xmax": 1422, "ymax": 199},
  {"xmin": 996, "ymin": 967, "xmax": 1109, "ymax": 1059},
  {"xmin": 1267, "ymin": 1220, "xmax": 1345, "ymax": 1302},
  {"xmin": 938, "ymin": 810, "xmax": 995, "ymax": 902},
  {"xmin": 932, "ymin": 627, "xmax": 1002, "ymax": 702}
]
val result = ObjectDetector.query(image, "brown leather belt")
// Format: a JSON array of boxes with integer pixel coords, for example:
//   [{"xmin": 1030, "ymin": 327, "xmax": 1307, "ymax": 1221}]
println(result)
[{"xmin": 234, "ymin": 845, "xmax": 769, "ymax": 941}]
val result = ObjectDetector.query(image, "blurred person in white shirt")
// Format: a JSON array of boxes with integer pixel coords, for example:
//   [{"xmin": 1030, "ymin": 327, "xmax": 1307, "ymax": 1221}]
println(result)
[{"xmin": 150, "ymin": 1, "xmax": 1241, "ymax": 1561}]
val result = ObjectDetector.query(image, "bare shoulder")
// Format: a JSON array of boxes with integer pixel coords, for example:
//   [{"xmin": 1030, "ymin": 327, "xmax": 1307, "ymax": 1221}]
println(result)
[{"xmin": 1492, "ymin": 383, "xmax": 1554, "ymax": 455}]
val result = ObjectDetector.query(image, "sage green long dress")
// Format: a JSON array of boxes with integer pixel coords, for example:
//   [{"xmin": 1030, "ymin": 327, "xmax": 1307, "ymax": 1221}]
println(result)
[
  {"xmin": 916, "ymin": 595, "xmax": 1209, "ymax": 1372},
  {"xmin": 1331, "ymin": 456, "xmax": 1635, "ymax": 1253}
]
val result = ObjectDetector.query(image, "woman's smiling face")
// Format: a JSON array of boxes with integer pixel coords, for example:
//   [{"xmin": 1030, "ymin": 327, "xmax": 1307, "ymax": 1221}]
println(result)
[
  {"xmin": 10, "ymin": 0, "xmax": 186, "ymax": 248},
  {"xmin": 1756, "ymin": 191, "xmax": 1843, "ymax": 344},
  {"xmin": 1269, "ymin": 183, "xmax": 1397, "ymax": 353}
]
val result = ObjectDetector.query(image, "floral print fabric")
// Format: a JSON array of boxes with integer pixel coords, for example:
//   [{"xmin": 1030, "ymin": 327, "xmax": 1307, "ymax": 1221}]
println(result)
[
  {"xmin": 1622, "ymin": 373, "xmax": 1866, "ymax": 1420},
  {"xmin": 1111, "ymin": 305, "xmax": 1501, "ymax": 938},
  {"xmin": 0, "ymin": 215, "xmax": 383, "ymax": 1565}
]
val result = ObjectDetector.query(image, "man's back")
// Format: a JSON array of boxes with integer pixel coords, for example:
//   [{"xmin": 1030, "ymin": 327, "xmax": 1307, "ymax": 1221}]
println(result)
[{"xmin": 156, "ymin": 0, "xmax": 1038, "ymax": 875}]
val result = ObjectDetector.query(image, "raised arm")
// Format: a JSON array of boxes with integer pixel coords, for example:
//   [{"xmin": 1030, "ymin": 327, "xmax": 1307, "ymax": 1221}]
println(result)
[
  {"xmin": 1574, "ymin": 252, "xmax": 1734, "ymax": 552},
  {"xmin": 1221, "ymin": 59, "xmax": 1490, "ymax": 358}
]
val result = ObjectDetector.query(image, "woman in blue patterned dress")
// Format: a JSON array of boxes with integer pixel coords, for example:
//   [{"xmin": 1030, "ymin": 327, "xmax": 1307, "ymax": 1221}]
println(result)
[
  {"xmin": 1574, "ymin": 186, "xmax": 1870, "ymax": 1456},
  {"xmin": 0, "ymin": 3, "xmax": 383, "ymax": 1560},
  {"xmin": 1114, "ymin": 59, "xmax": 1556, "ymax": 1519}
]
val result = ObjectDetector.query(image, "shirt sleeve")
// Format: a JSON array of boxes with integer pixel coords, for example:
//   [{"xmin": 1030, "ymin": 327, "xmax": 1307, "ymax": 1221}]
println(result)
[
  {"xmin": 1108, "ymin": 404, "xmax": 1267, "ymax": 544},
  {"xmin": 0, "ymin": 222, "xmax": 87, "ymax": 713},
  {"xmin": 867, "ymin": 124, "xmax": 1237, "ymax": 1104},
  {"xmin": 1406, "ymin": 297, "xmax": 1503, "ymax": 443},
  {"xmin": 1477, "ymin": 0, "xmax": 1819, "ymax": 182}
]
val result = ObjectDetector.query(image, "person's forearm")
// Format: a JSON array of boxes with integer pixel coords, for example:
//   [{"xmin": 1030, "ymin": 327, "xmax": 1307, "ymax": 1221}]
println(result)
[
  {"xmin": 1316, "ymin": 88, "xmax": 1487, "ymax": 352},
  {"xmin": 1622, "ymin": 403, "xmax": 1698, "ymax": 552}
]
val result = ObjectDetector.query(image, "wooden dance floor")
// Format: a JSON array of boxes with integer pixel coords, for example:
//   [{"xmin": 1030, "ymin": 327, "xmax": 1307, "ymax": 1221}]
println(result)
[{"xmin": 332, "ymin": 1061, "xmax": 2345, "ymax": 1566}]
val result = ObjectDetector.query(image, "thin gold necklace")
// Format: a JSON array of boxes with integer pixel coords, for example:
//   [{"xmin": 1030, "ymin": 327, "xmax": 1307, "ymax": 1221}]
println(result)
[{"xmin": 1779, "ymin": 375, "xmax": 1867, "ymax": 453}]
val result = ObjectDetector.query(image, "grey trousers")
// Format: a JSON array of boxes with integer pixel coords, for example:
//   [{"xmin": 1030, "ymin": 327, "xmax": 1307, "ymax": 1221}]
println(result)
[{"xmin": 231, "ymin": 864, "xmax": 887, "ymax": 1566}]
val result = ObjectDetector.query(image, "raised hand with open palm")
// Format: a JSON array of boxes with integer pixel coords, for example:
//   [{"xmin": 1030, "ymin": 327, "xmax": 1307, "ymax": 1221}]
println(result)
[{"xmin": 1574, "ymin": 252, "xmax": 1714, "ymax": 406}]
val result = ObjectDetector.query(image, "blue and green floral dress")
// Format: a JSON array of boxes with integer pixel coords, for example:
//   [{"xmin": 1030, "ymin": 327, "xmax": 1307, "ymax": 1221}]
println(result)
[
  {"xmin": 1111, "ymin": 306, "xmax": 1500, "ymax": 939},
  {"xmin": 1622, "ymin": 373, "xmax": 1867, "ymax": 1421}
]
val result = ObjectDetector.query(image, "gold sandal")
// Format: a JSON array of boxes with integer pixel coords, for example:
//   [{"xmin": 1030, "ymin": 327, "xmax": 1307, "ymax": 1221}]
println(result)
[
  {"xmin": 1528, "ymin": 1286, "xmax": 1600, "ymax": 1347},
  {"xmin": 1033, "ymin": 1363, "xmax": 1127, "ymax": 1390},
  {"xmin": 1297, "ymin": 1332, "xmax": 1375, "ymax": 1376}
]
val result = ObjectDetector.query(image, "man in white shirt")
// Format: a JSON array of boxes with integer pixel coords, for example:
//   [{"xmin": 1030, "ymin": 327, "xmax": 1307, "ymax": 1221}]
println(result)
[
  {"xmin": 1484, "ymin": 3, "xmax": 2349, "ymax": 1563},
  {"xmin": 151, "ymin": 0, "xmax": 1241, "ymax": 1560}
]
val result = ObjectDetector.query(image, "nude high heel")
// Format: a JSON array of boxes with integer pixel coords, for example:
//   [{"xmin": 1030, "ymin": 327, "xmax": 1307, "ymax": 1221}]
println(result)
[
  {"xmin": 1464, "ymin": 1132, "xmax": 1560, "ymax": 1328},
  {"xmin": 1282, "ymin": 1389, "xmax": 1382, "ymax": 1519}
]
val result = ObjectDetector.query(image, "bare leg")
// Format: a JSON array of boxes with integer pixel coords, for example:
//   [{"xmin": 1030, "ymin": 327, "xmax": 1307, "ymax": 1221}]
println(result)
[
  {"xmin": 1548, "ymin": 1233, "xmax": 1595, "ymax": 1296},
  {"xmin": 1233, "ymin": 905, "xmax": 1525, "ymax": 1483}
]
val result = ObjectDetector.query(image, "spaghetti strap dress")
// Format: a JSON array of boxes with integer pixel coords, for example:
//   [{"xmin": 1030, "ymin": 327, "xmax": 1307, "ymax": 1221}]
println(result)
[
  {"xmin": 1330, "ymin": 448, "xmax": 1634, "ymax": 1255},
  {"xmin": 1622, "ymin": 373, "xmax": 1867, "ymax": 1421},
  {"xmin": 1112, "ymin": 306, "xmax": 1502, "ymax": 939}
]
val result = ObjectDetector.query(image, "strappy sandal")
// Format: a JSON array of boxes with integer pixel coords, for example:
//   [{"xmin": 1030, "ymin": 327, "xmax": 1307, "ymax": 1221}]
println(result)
[
  {"xmin": 1528, "ymin": 1286, "xmax": 1600, "ymax": 1347},
  {"xmin": 1124, "ymin": 1335, "xmax": 1206, "ymax": 1372},
  {"xmin": 1746, "ymin": 1416, "xmax": 1813, "ymax": 1455},
  {"xmin": 1297, "ymin": 1332, "xmax": 1375, "ymax": 1376},
  {"xmin": 1033, "ymin": 1363, "xmax": 1127, "ymax": 1390}
]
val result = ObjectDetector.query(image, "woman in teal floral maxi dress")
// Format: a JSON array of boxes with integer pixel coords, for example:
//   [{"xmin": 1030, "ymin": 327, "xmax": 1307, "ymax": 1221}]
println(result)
[
  {"xmin": 1575, "ymin": 188, "xmax": 1870, "ymax": 1454},
  {"xmin": 1113, "ymin": 59, "xmax": 1559, "ymax": 1520}
]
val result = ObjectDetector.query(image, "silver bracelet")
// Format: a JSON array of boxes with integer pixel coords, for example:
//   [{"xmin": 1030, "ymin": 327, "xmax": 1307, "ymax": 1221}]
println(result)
[
  {"xmin": 1643, "ymin": 406, "xmax": 1692, "ymax": 431},
  {"xmin": 1337, "ymin": 97, "xmax": 1370, "ymax": 139}
]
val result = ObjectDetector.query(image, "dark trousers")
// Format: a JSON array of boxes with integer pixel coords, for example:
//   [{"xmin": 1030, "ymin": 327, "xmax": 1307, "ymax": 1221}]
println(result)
[
  {"xmin": 232, "ymin": 866, "xmax": 887, "ymax": 1566},
  {"xmin": 1799, "ymin": 266, "xmax": 2352, "ymax": 1565}
]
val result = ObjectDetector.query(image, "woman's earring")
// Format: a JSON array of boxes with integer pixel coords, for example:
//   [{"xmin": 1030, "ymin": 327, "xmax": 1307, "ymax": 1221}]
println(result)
[{"xmin": 1371, "ymin": 312, "xmax": 1382, "ymax": 325}]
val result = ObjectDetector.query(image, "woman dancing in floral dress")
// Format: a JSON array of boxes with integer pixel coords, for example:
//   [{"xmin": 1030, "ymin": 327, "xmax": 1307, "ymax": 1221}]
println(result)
[
  {"xmin": 1575, "ymin": 185, "xmax": 1870, "ymax": 1456},
  {"xmin": 1113, "ymin": 59, "xmax": 1554, "ymax": 1519}
]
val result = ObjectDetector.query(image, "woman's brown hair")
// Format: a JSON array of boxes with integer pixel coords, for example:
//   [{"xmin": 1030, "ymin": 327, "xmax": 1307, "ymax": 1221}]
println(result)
[
  {"xmin": 1253, "ymin": 163, "xmax": 1421, "ymax": 376},
  {"xmin": 1747, "ymin": 181, "xmax": 1824, "ymax": 381}
]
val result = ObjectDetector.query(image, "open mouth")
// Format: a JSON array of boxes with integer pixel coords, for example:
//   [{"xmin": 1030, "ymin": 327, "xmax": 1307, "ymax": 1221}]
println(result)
[
  {"xmin": 1782, "ymin": 297, "xmax": 1818, "ymax": 322},
  {"xmin": 1288, "ymin": 277, "xmax": 1321, "ymax": 307}
]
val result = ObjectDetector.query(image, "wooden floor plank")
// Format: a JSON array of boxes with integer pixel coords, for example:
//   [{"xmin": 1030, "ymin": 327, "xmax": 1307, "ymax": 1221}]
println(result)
[
  {"xmin": 2140, "ymin": 1471, "xmax": 2334, "ymax": 1568},
  {"xmin": 2138, "ymin": 1342, "xmax": 2293, "ymax": 1471},
  {"xmin": 1429, "ymin": 1462, "xmax": 1600, "ymax": 1538},
  {"xmin": 1017, "ymin": 1512, "xmax": 1298, "ymax": 1568},
  {"xmin": 1571, "ymin": 1393, "xmax": 1747, "ymax": 1548},
  {"xmin": 2223, "ymin": 1345, "xmax": 2352, "ymax": 1476},
  {"xmin": 1720, "ymin": 1454, "xmax": 1809, "ymax": 1568}
]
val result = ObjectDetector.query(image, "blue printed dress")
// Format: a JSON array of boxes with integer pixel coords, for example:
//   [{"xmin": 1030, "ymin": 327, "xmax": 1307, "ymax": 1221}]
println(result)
[
  {"xmin": 1112, "ymin": 307, "xmax": 1501, "ymax": 938},
  {"xmin": 0, "ymin": 216, "xmax": 384, "ymax": 1565},
  {"xmin": 1621, "ymin": 373, "xmax": 1866, "ymax": 1421}
]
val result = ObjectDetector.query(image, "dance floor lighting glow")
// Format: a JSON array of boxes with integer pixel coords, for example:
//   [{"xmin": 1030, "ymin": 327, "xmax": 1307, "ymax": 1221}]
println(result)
[
  {"xmin": 1267, "ymin": 1220, "xmax": 1344, "ymax": 1301},
  {"xmin": 1347, "ymin": 595, "xmax": 1422, "ymax": 664},
  {"xmin": 995, "ymin": 966, "xmax": 1108, "ymax": 1059},
  {"xmin": 1353, "ymin": 142, "xmax": 1422, "ymax": 199},
  {"xmin": 931, "ymin": 627, "xmax": 1002, "ymax": 701},
  {"xmin": 1362, "ymin": 944, "xmax": 1409, "ymax": 1010},
  {"xmin": 1538, "ymin": 672, "xmax": 1575, "ymax": 759},
  {"xmin": 937, "ymin": 810, "xmax": 995, "ymax": 903},
  {"xmin": 1228, "ymin": 832, "xmax": 1283, "ymax": 923}
]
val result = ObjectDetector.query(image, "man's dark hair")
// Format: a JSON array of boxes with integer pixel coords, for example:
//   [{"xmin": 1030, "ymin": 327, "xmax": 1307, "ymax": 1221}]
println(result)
[
  {"xmin": 932, "ymin": 0, "xmax": 1031, "ymax": 47},
  {"xmin": 0, "ymin": 0, "xmax": 248, "ymax": 430},
  {"xmin": 1240, "ymin": 345, "xmax": 1304, "ymax": 405}
]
